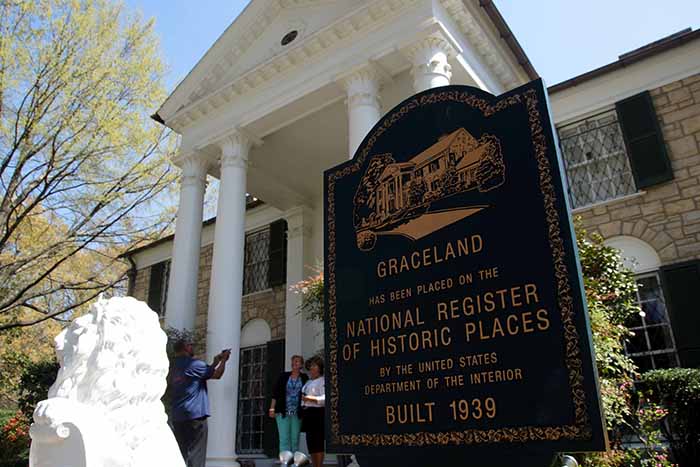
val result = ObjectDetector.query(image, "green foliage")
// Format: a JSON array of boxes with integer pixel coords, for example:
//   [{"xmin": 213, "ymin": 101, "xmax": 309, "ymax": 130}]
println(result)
[
  {"xmin": 290, "ymin": 264, "xmax": 324, "ymax": 323},
  {"xmin": 0, "ymin": 320, "xmax": 60, "ymax": 407},
  {"xmin": 0, "ymin": 0, "xmax": 177, "ymax": 331},
  {"xmin": 0, "ymin": 410, "xmax": 30, "ymax": 464},
  {"xmin": 577, "ymin": 223, "xmax": 639, "ymax": 428},
  {"xmin": 17, "ymin": 360, "xmax": 59, "ymax": 421},
  {"xmin": 640, "ymin": 368, "xmax": 700, "ymax": 467},
  {"xmin": 574, "ymin": 222, "xmax": 674, "ymax": 467}
]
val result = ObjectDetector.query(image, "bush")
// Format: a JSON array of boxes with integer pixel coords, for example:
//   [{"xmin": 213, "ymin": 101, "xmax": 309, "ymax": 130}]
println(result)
[
  {"xmin": 640, "ymin": 368, "xmax": 700, "ymax": 467},
  {"xmin": 0, "ymin": 360, "xmax": 58, "ymax": 467},
  {"xmin": 0, "ymin": 410, "xmax": 30, "ymax": 464},
  {"xmin": 574, "ymin": 224, "xmax": 674, "ymax": 466},
  {"xmin": 17, "ymin": 360, "xmax": 59, "ymax": 421}
]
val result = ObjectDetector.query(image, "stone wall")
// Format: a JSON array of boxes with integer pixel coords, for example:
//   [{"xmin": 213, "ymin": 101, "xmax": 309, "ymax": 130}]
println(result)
[
  {"xmin": 577, "ymin": 73, "xmax": 700, "ymax": 263},
  {"xmin": 130, "ymin": 242, "xmax": 286, "ymax": 357},
  {"xmin": 131, "ymin": 267, "xmax": 150, "ymax": 303}
]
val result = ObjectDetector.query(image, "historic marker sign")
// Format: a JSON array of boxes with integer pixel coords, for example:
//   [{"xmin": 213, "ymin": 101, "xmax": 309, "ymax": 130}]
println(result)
[{"xmin": 324, "ymin": 80, "xmax": 606, "ymax": 466}]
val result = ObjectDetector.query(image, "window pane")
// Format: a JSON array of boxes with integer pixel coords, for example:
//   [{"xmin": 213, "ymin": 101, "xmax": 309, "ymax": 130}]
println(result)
[
  {"xmin": 647, "ymin": 325, "xmax": 674, "ymax": 352},
  {"xmin": 632, "ymin": 355, "xmax": 653, "ymax": 373},
  {"xmin": 557, "ymin": 110, "xmax": 636, "ymax": 209},
  {"xmin": 627, "ymin": 331, "xmax": 648, "ymax": 354},
  {"xmin": 243, "ymin": 228, "xmax": 271, "ymax": 295},
  {"xmin": 236, "ymin": 344, "xmax": 268, "ymax": 454},
  {"xmin": 624, "ymin": 273, "xmax": 680, "ymax": 371},
  {"xmin": 653, "ymin": 353, "xmax": 677, "ymax": 369},
  {"xmin": 642, "ymin": 300, "xmax": 667, "ymax": 324}
]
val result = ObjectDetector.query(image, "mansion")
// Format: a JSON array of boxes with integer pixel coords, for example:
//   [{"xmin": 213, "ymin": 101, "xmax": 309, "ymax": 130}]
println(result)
[{"xmin": 124, "ymin": 1, "xmax": 700, "ymax": 465}]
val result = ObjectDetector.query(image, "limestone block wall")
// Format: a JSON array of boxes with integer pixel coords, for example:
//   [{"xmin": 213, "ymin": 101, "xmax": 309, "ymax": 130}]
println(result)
[
  {"xmin": 576, "ymin": 73, "xmax": 700, "ymax": 263},
  {"xmin": 130, "ymin": 242, "xmax": 286, "ymax": 357},
  {"xmin": 131, "ymin": 267, "xmax": 150, "ymax": 303}
]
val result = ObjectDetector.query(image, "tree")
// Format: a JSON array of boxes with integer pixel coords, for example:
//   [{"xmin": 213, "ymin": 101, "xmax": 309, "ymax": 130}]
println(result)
[
  {"xmin": 438, "ymin": 154, "xmax": 459, "ymax": 195},
  {"xmin": 476, "ymin": 135, "xmax": 505, "ymax": 192},
  {"xmin": 407, "ymin": 175, "xmax": 427, "ymax": 205},
  {"xmin": 353, "ymin": 154, "xmax": 394, "ymax": 228},
  {"xmin": 0, "ymin": 0, "xmax": 177, "ymax": 330}
]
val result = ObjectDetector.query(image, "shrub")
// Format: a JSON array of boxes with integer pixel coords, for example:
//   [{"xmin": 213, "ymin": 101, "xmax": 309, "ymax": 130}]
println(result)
[
  {"xmin": 575, "ymin": 224, "xmax": 674, "ymax": 466},
  {"xmin": 0, "ymin": 410, "xmax": 30, "ymax": 464},
  {"xmin": 640, "ymin": 368, "xmax": 700, "ymax": 467},
  {"xmin": 0, "ymin": 356, "xmax": 57, "ymax": 466},
  {"xmin": 17, "ymin": 360, "xmax": 59, "ymax": 421}
]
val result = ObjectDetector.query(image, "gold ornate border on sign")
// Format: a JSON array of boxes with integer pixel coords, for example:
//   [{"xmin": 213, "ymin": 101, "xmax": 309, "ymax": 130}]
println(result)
[{"xmin": 326, "ymin": 88, "xmax": 591, "ymax": 446}]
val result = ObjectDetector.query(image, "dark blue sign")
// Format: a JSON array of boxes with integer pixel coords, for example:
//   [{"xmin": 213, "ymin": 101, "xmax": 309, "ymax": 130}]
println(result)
[{"xmin": 324, "ymin": 80, "xmax": 606, "ymax": 466}]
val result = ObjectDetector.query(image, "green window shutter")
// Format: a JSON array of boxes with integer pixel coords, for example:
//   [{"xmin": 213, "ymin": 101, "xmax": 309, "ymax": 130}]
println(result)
[
  {"xmin": 268, "ymin": 219, "xmax": 288, "ymax": 288},
  {"xmin": 660, "ymin": 260, "xmax": 700, "ymax": 367},
  {"xmin": 263, "ymin": 339, "xmax": 286, "ymax": 458},
  {"xmin": 615, "ymin": 91, "xmax": 673, "ymax": 189},
  {"xmin": 147, "ymin": 262, "xmax": 165, "ymax": 315}
]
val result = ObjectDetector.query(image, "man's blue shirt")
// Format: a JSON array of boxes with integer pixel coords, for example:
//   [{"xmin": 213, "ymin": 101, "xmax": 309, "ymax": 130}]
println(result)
[{"xmin": 170, "ymin": 356, "xmax": 214, "ymax": 422}]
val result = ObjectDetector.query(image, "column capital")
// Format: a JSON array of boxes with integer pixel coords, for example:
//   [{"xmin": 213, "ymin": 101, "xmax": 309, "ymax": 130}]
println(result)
[
  {"xmin": 179, "ymin": 152, "xmax": 209, "ymax": 188},
  {"xmin": 216, "ymin": 130, "xmax": 253, "ymax": 169},
  {"xmin": 404, "ymin": 35, "xmax": 454, "ymax": 92},
  {"xmin": 284, "ymin": 206, "xmax": 313, "ymax": 240},
  {"xmin": 404, "ymin": 35, "xmax": 455, "ymax": 62},
  {"xmin": 337, "ymin": 64, "xmax": 382, "ymax": 108}
]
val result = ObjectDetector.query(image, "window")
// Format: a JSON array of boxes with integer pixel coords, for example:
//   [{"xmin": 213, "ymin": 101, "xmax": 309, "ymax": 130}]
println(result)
[
  {"xmin": 236, "ymin": 344, "xmax": 267, "ymax": 454},
  {"xmin": 558, "ymin": 110, "xmax": 637, "ymax": 209},
  {"xmin": 147, "ymin": 260, "xmax": 170, "ymax": 316},
  {"xmin": 624, "ymin": 273, "xmax": 680, "ymax": 371},
  {"xmin": 243, "ymin": 220, "xmax": 287, "ymax": 295},
  {"xmin": 243, "ymin": 228, "xmax": 271, "ymax": 295},
  {"xmin": 429, "ymin": 160, "xmax": 440, "ymax": 173}
]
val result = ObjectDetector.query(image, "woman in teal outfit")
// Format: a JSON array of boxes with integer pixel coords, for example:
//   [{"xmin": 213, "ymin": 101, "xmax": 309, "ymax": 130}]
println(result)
[{"xmin": 269, "ymin": 355, "xmax": 308, "ymax": 455}]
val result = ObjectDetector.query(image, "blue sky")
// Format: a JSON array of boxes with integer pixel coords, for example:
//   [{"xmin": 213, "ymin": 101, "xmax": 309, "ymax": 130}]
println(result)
[{"xmin": 124, "ymin": 1, "xmax": 700, "ymax": 92}]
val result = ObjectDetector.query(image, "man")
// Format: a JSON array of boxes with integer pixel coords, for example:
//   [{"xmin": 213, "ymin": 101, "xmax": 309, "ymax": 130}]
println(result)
[{"xmin": 170, "ymin": 339, "xmax": 231, "ymax": 467}]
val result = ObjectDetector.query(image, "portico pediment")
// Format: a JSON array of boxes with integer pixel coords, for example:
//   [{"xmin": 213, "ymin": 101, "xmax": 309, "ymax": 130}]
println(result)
[
  {"xmin": 158, "ymin": 0, "xmax": 537, "ymax": 138},
  {"xmin": 158, "ymin": 0, "xmax": 371, "ymax": 124}
]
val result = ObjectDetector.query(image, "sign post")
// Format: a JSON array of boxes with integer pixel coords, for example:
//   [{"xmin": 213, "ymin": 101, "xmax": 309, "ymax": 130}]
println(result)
[{"xmin": 324, "ymin": 80, "xmax": 607, "ymax": 467}]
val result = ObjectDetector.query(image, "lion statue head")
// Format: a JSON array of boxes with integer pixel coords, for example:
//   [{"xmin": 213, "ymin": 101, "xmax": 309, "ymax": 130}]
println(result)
[{"xmin": 35, "ymin": 296, "xmax": 183, "ymax": 466}]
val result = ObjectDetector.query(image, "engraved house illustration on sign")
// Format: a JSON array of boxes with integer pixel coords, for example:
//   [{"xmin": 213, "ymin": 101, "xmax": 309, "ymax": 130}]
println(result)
[{"xmin": 353, "ymin": 127, "xmax": 506, "ymax": 251}]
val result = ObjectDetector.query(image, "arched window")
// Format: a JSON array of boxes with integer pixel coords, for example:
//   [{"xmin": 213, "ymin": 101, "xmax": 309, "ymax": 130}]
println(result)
[
  {"xmin": 237, "ymin": 319, "xmax": 272, "ymax": 454},
  {"xmin": 604, "ymin": 236, "xmax": 679, "ymax": 371}
]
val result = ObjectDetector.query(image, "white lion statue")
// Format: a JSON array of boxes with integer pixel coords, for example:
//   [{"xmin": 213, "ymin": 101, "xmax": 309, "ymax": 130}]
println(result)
[{"xmin": 29, "ymin": 296, "xmax": 185, "ymax": 467}]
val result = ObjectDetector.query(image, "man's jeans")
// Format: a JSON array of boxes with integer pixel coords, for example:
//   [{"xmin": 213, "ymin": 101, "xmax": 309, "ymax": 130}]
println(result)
[
  {"xmin": 275, "ymin": 413, "xmax": 302, "ymax": 453},
  {"xmin": 173, "ymin": 417, "xmax": 208, "ymax": 467}
]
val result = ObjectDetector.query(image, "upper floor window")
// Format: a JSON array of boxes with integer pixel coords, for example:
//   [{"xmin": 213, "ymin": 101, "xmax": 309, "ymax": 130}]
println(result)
[
  {"xmin": 558, "ymin": 110, "xmax": 636, "ymax": 209},
  {"xmin": 244, "ymin": 228, "xmax": 271, "ymax": 295},
  {"xmin": 557, "ymin": 91, "xmax": 673, "ymax": 210},
  {"xmin": 243, "ymin": 220, "xmax": 287, "ymax": 296}
]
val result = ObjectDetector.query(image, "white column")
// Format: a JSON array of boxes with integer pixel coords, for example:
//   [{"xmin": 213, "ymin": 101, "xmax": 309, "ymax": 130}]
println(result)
[
  {"xmin": 284, "ymin": 206, "xmax": 315, "ymax": 367},
  {"xmin": 206, "ymin": 131, "xmax": 251, "ymax": 467},
  {"xmin": 339, "ymin": 65, "xmax": 382, "ymax": 158},
  {"xmin": 407, "ymin": 36, "xmax": 453, "ymax": 93},
  {"xmin": 165, "ymin": 153, "xmax": 208, "ymax": 331}
]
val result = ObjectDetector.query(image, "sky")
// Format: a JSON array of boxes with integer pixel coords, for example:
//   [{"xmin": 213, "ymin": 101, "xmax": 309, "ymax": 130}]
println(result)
[{"xmin": 124, "ymin": 1, "xmax": 700, "ymax": 92}]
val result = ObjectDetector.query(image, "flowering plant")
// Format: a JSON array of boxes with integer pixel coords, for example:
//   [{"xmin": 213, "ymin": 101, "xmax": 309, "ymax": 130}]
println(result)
[
  {"xmin": 289, "ymin": 263, "xmax": 324, "ymax": 322},
  {"xmin": 0, "ymin": 410, "xmax": 30, "ymax": 460}
]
